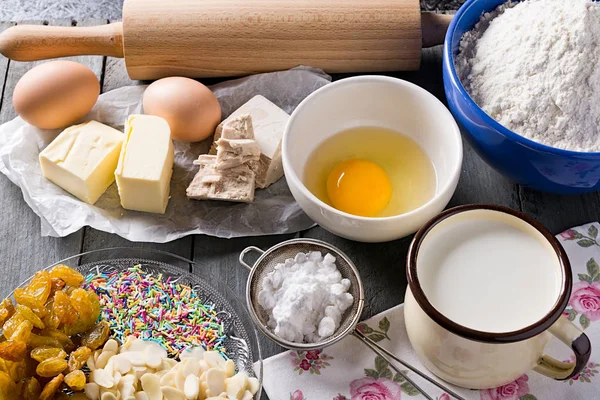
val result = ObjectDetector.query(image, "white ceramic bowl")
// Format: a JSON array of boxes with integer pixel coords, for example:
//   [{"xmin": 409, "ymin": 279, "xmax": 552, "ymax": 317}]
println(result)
[{"xmin": 282, "ymin": 76, "xmax": 463, "ymax": 242}]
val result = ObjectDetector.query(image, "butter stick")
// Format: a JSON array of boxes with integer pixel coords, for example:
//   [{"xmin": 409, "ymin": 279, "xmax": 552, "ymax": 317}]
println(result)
[
  {"xmin": 39, "ymin": 120, "xmax": 123, "ymax": 205},
  {"xmin": 115, "ymin": 115, "xmax": 174, "ymax": 214}
]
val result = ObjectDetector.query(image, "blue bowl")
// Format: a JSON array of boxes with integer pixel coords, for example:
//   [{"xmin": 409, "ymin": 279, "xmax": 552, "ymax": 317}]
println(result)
[{"xmin": 443, "ymin": 0, "xmax": 600, "ymax": 194}]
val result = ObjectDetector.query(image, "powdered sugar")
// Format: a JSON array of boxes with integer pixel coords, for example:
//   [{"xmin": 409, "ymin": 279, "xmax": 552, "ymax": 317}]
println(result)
[
  {"xmin": 257, "ymin": 251, "xmax": 354, "ymax": 343},
  {"xmin": 456, "ymin": 0, "xmax": 600, "ymax": 152}
]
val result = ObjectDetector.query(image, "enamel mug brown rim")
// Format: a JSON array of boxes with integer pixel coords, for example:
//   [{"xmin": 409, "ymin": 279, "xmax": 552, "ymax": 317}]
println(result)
[{"xmin": 407, "ymin": 204, "xmax": 573, "ymax": 344}]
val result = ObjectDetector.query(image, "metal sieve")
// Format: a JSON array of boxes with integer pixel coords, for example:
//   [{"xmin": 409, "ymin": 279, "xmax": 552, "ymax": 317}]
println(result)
[
  {"xmin": 239, "ymin": 238, "xmax": 466, "ymax": 400},
  {"xmin": 240, "ymin": 238, "xmax": 364, "ymax": 351}
]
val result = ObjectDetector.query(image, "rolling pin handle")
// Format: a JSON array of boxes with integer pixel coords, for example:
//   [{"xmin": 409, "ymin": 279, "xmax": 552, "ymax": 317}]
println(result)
[{"xmin": 0, "ymin": 22, "xmax": 125, "ymax": 61}]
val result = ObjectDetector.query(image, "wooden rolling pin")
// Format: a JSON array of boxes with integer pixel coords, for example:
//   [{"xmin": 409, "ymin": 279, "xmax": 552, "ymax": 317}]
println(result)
[{"xmin": 0, "ymin": 0, "xmax": 452, "ymax": 79}]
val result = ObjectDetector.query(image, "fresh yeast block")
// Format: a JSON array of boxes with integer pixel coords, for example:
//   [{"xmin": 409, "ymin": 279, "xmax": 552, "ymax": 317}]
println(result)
[
  {"xmin": 39, "ymin": 120, "xmax": 123, "ymax": 204},
  {"xmin": 210, "ymin": 95, "xmax": 289, "ymax": 188},
  {"xmin": 115, "ymin": 115, "xmax": 174, "ymax": 214}
]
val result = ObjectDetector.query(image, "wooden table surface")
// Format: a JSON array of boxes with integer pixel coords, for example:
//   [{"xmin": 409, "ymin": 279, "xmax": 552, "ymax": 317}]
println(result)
[{"xmin": 2, "ymin": 19, "xmax": 600, "ymax": 399}]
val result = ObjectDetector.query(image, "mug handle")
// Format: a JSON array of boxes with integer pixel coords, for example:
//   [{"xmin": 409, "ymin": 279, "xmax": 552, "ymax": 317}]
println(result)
[{"xmin": 534, "ymin": 316, "xmax": 591, "ymax": 380}]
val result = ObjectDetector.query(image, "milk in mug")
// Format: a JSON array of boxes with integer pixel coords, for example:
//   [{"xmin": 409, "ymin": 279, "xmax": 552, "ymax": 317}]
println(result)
[{"xmin": 417, "ymin": 217, "xmax": 563, "ymax": 332}]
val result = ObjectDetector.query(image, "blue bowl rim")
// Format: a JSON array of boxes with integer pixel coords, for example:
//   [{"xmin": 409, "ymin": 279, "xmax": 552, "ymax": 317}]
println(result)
[{"xmin": 443, "ymin": 0, "xmax": 600, "ymax": 158}]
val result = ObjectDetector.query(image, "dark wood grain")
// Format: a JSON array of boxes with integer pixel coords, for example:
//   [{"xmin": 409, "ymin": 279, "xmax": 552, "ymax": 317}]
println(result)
[
  {"xmin": 519, "ymin": 189, "xmax": 600, "ymax": 235},
  {"xmin": 0, "ymin": 19, "xmax": 104, "ymax": 295}
]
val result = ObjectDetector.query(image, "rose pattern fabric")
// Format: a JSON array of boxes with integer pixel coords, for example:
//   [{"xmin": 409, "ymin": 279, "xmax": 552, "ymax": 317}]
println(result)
[
  {"xmin": 570, "ymin": 282, "xmax": 600, "ymax": 321},
  {"xmin": 350, "ymin": 377, "xmax": 402, "ymax": 400},
  {"xmin": 265, "ymin": 223, "xmax": 600, "ymax": 400},
  {"xmin": 479, "ymin": 375, "xmax": 532, "ymax": 400},
  {"xmin": 291, "ymin": 350, "xmax": 333, "ymax": 375},
  {"xmin": 290, "ymin": 390, "xmax": 305, "ymax": 400}
]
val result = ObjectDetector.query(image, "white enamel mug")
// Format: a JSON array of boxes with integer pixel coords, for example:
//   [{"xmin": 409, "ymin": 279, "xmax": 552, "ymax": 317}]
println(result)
[{"xmin": 404, "ymin": 204, "xmax": 591, "ymax": 389}]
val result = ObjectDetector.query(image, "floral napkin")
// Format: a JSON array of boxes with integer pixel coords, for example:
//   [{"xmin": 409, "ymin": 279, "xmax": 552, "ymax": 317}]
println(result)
[{"xmin": 258, "ymin": 223, "xmax": 600, "ymax": 400}]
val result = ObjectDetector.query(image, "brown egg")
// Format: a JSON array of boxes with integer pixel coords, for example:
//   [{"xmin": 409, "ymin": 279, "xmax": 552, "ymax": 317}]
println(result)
[
  {"xmin": 13, "ymin": 61, "xmax": 100, "ymax": 130},
  {"xmin": 142, "ymin": 77, "xmax": 221, "ymax": 142}
]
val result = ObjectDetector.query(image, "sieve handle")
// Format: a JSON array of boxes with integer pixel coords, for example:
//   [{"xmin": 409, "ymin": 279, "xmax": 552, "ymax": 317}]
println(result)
[{"xmin": 239, "ymin": 246, "xmax": 265, "ymax": 271}]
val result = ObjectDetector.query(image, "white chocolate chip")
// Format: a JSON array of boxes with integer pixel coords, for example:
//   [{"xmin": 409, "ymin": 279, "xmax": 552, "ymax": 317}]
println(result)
[
  {"xmin": 205, "ymin": 368, "xmax": 225, "ymax": 397},
  {"xmin": 224, "ymin": 359, "xmax": 235, "ymax": 377},
  {"xmin": 84, "ymin": 382, "xmax": 100, "ymax": 400},
  {"xmin": 87, "ymin": 355, "xmax": 97, "ymax": 371},
  {"xmin": 96, "ymin": 351, "xmax": 116, "ymax": 369},
  {"xmin": 100, "ymin": 393, "xmax": 118, "ymax": 400},
  {"xmin": 103, "ymin": 339, "xmax": 119, "ymax": 354},
  {"xmin": 248, "ymin": 377, "xmax": 260, "ymax": 394},
  {"xmin": 141, "ymin": 373, "xmax": 162, "ymax": 400},
  {"xmin": 224, "ymin": 372, "xmax": 247, "ymax": 398},
  {"xmin": 204, "ymin": 351, "xmax": 226, "ymax": 369},
  {"xmin": 112, "ymin": 355, "xmax": 132, "ymax": 374},
  {"xmin": 135, "ymin": 392, "xmax": 150, "ymax": 400},
  {"xmin": 241, "ymin": 390, "xmax": 254, "ymax": 400},
  {"xmin": 92, "ymin": 369, "xmax": 114, "ymax": 389},
  {"xmin": 184, "ymin": 374, "xmax": 200, "ymax": 400},
  {"xmin": 161, "ymin": 386, "xmax": 186, "ymax": 400},
  {"xmin": 181, "ymin": 358, "xmax": 201, "ymax": 377}
]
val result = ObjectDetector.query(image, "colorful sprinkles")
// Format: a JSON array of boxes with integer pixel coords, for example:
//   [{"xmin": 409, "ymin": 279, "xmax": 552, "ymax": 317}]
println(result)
[{"xmin": 84, "ymin": 265, "xmax": 227, "ymax": 358}]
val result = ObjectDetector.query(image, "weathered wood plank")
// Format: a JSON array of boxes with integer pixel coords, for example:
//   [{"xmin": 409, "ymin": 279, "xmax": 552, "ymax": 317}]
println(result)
[
  {"xmin": 0, "ymin": 22, "xmax": 12, "ymax": 110},
  {"xmin": 101, "ymin": 57, "xmax": 138, "ymax": 92},
  {"xmin": 0, "ymin": 19, "xmax": 105, "ymax": 295},
  {"xmin": 519, "ymin": 189, "xmax": 600, "ymax": 234}
]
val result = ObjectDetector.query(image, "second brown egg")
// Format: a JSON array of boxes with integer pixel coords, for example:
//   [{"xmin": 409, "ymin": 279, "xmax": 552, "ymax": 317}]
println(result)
[{"xmin": 142, "ymin": 77, "xmax": 221, "ymax": 142}]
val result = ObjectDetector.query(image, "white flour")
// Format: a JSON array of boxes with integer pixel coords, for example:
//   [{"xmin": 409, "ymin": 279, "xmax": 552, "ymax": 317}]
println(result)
[
  {"xmin": 456, "ymin": 0, "xmax": 600, "ymax": 152},
  {"xmin": 257, "ymin": 251, "xmax": 354, "ymax": 343}
]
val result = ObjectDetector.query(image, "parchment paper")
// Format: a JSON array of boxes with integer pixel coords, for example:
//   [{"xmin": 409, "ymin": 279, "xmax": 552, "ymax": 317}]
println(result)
[{"xmin": 0, "ymin": 67, "xmax": 331, "ymax": 242}]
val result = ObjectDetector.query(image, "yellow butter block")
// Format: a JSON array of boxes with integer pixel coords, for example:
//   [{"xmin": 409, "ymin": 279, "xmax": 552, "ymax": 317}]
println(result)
[
  {"xmin": 115, "ymin": 114, "xmax": 174, "ymax": 214},
  {"xmin": 39, "ymin": 120, "xmax": 123, "ymax": 204}
]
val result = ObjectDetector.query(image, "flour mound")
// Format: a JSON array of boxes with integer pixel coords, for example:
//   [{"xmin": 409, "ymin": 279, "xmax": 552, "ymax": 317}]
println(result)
[{"xmin": 456, "ymin": 0, "xmax": 600, "ymax": 152}]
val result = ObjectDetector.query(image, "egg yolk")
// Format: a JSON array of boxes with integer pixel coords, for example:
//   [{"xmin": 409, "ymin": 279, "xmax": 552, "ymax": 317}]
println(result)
[{"xmin": 326, "ymin": 159, "xmax": 392, "ymax": 217}]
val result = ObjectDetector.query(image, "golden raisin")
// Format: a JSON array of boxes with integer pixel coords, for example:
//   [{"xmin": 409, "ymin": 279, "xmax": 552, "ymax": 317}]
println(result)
[
  {"xmin": 80, "ymin": 321, "xmax": 110, "ymax": 350},
  {"xmin": 62, "ymin": 318, "xmax": 91, "ymax": 336},
  {"xmin": 39, "ymin": 373, "xmax": 63, "ymax": 400},
  {"xmin": 26, "ymin": 270, "xmax": 52, "ymax": 304},
  {"xmin": 0, "ymin": 340, "xmax": 27, "ymax": 361},
  {"xmin": 39, "ymin": 329, "xmax": 74, "ymax": 351},
  {"xmin": 21, "ymin": 376, "xmax": 41, "ymax": 400},
  {"xmin": 36, "ymin": 357, "xmax": 68, "ymax": 378},
  {"xmin": 52, "ymin": 291, "xmax": 77, "ymax": 325},
  {"xmin": 42, "ymin": 309, "xmax": 60, "ymax": 331},
  {"xmin": 87, "ymin": 290, "xmax": 101, "ymax": 323},
  {"xmin": 28, "ymin": 333, "xmax": 62, "ymax": 350},
  {"xmin": 69, "ymin": 288, "xmax": 94, "ymax": 321},
  {"xmin": 9, "ymin": 320, "xmax": 33, "ymax": 344},
  {"xmin": 67, "ymin": 346, "xmax": 91, "ymax": 372},
  {"xmin": 0, "ymin": 299, "xmax": 15, "ymax": 326},
  {"xmin": 2, "ymin": 313, "xmax": 25, "ymax": 339},
  {"xmin": 0, "ymin": 370, "xmax": 16, "ymax": 399},
  {"xmin": 49, "ymin": 278, "xmax": 65, "ymax": 297},
  {"xmin": 0, "ymin": 357, "xmax": 27, "ymax": 383},
  {"xmin": 15, "ymin": 305, "xmax": 45, "ymax": 329},
  {"xmin": 63, "ymin": 286, "xmax": 76, "ymax": 296},
  {"xmin": 64, "ymin": 369, "xmax": 86, "ymax": 391},
  {"xmin": 30, "ymin": 347, "xmax": 67, "ymax": 363},
  {"xmin": 49, "ymin": 265, "xmax": 84, "ymax": 287},
  {"xmin": 13, "ymin": 289, "xmax": 47, "ymax": 319}
]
